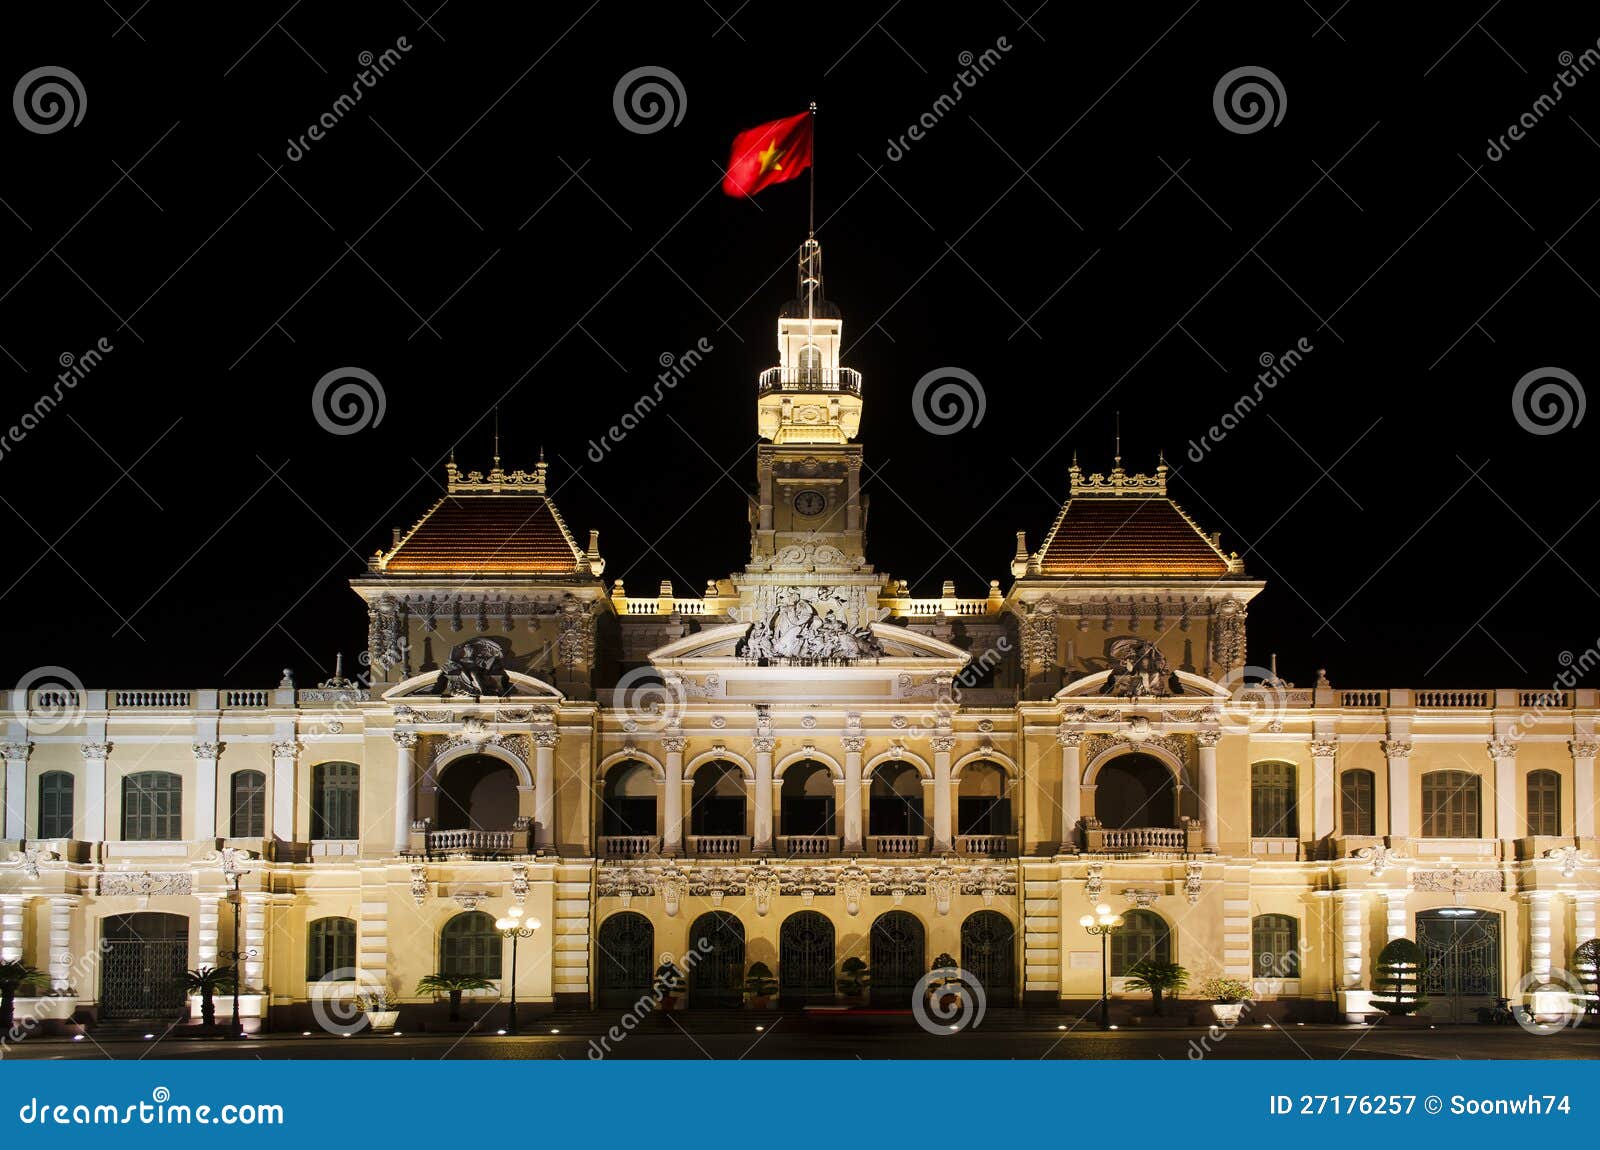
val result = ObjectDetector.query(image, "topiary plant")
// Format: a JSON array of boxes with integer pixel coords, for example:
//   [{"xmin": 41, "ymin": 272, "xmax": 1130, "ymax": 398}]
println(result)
[
  {"xmin": 837, "ymin": 956, "xmax": 869, "ymax": 997},
  {"xmin": 1371, "ymin": 938, "xmax": 1427, "ymax": 1016},
  {"xmin": 743, "ymin": 962, "xmax": 777, "ymax": 1004}
]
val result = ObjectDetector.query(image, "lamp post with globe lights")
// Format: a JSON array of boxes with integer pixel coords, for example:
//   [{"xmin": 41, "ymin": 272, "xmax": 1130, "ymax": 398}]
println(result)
[
  {"xmin": 494, "ymin": 906, "xmax": 541, "ymax": 1035},
  {"xmin": 1080, "ymin": 903, "xmax": 1124, "ymax": 1030}
]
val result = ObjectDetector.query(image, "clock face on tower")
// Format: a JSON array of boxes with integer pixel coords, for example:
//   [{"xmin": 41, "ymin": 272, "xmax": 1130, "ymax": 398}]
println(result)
[{"xmin": 793, "ymin": 489, "xmax": 826, "ymax": 518}]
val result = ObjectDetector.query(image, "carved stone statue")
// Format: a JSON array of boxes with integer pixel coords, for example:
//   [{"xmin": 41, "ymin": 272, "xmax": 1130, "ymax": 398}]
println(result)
[
  {"xmin": 1104, "ymin": 638, "xmax": 1179, "ymax": 698},
  {"xmin": 739, "ymin": 587, "xmax": 881, "ymax": 662},
  {"xmin": 424, "ymin": 637, "xmax": 511, "ymax": 697}
]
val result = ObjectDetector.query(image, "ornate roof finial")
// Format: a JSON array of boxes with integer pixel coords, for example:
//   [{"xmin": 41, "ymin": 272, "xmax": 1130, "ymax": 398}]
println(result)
[
  {"xmin": 1113, "ymin": 411, "xmax": 1122, "ymax": 470},
  {"xmin": 493, "ymin": 407, "xmax": 501, "ymax": 471}
]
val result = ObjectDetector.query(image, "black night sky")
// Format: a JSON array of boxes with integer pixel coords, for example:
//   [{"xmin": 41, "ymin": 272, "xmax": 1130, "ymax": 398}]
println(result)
[{"xmin": 1, "ymin": 2, "xmax": 1596, "ymax": 691}]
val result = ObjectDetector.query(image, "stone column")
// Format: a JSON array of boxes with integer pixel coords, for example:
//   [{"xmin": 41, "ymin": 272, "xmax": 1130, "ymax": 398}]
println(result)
[
  {"xmin": 842, "ymin": 737, "xmax": 865, "ymax": 854},
  {"xmin": 271, "ymin": 738, "xmax": 298, "ymax": 844},
  {"xmin": 242, "ymin": 893, "xmax": 269, "ymax": 991},
  {"xmin": 197, "ymin": 894, "xmax": 222, "ymax": 970},
  {"xmin": 1489, "ymin": 738, "xmax": 1518, "ymax": 843},
  {"xmin": 752, "ymin": 737, "xmax": 774, "ymax": 854},
  {"xmin": 392, "ymin": 732, "xmax": 417, "ymax": 852},
  {"xmin": 1196, "ymin": 729, "xmax": 1221, "ymax": 851},
  {"xmin": 931, "ymin": 735, "xmax": 954, "ymax": 854},
  {"xmin": 532, "ymin": 728, "xmax": 557, "ymax": 851},
  {"xmin": 192, "ymin": 742, "xmax": 222, "ymax": 841},
  {"xmin": 1383, "ymin": 889, "xmax": 1408, "ymax": 943},
  {"xmin": 1573, "ymin": 892, "xmax": 1598, "ymax": 949},
  {"xmin": 1, "ymin": 742, "xmax": 30, "ymax": 840},
  {"xmin": 1334, "ymin": 890, "xmax": 1366, "ymax": 988},
  {"xmin": 1524, "ymin": 890, "xmax": 1554, "ymax": 982},
  {"xmin": 1057, "ymin": 728, "xmax": 1083, "ymax": 851},
  {"xmin": 661, "ymin": 735, "xmax": 685, "ymax": 856},
  {"xmin": 1571, "ymin": 740, "xmax": 1597, "ymax": 840},
  {"xmin": 0, "ymin": 894, "xmax": 26, "ymax": 962},
  {"xmin": 1381, "ymin": 740, "xmax": 1412, "ymax": 841},
  {"xmin": 48, "ymin": 895, "xmax": 77, "ymax": 992},
  {"xmin": 1310, "ymin": 737, "xmax": 1338, "ymax": 842}
]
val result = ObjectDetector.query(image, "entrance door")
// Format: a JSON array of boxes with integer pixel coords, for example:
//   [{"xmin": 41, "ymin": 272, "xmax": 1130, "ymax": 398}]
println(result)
[
  {"xmin": 687, "ymin": 912, "xmax": 744, "ymax": 1008},
  {"xmin": 961, "ymin": 911, "xmax": 1016, "ymax": 1004},
  {"xmin": 1417, "ymin": 909, "xmax": 1502, "ymax": 1023},
  {"xmin": 779, "ymin": 911, "xmax": 835, "ymax": 1004},
  {"xmin": 870, "ymin": 910, "xmax": 925, "ymax": 1008},
  {"xmin": 100, "ymin": 913, "xmax": 189, "ymax": 1021},
  {"xmin": 595, "ymin": 912, "xmax": 654, "ymax": 1009}
]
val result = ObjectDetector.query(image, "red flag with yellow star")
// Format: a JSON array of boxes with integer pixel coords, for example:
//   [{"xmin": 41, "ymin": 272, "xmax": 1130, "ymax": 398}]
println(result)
[{"xmin": 721, "ymin": 111, "xmax": 814, "ymax": 198}]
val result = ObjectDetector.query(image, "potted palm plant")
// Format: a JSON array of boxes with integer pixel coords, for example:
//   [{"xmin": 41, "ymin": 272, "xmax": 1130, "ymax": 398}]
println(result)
[
  {"xmin": 0, "ymin": 960, "xmax": 46, "ymax": 1030},
  {"xmin": 183, "ymin": 966, "xmax": 236, "ymax": 1032},
  {"xmin": 415, "ymin": 973, "xmax": 493, "ymax": 1023},
  {"xmin": 1125, "ymin": 959, "xmax": 1189, "ymax": 1016},
  {"xmin": 1198, "ymin": 975, "xmax": 1251, "ymax": 1023},
  {"xmin": 653, "ymin": 960, "xmax": 686, "ymax": 1011},
  {"xmin": 743, "ymin": 962, "xmax": 778, "ymax": 1009},
  {"xmin": 837, "ymin": 956, "xmax": 869, "ymax": 1002}
]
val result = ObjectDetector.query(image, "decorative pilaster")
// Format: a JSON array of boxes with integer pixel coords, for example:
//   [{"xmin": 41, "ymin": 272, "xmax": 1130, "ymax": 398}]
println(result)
[
  {"xmin": 241, "ymin": 893, "xmax": 269, "ymax": 991},
  {"xmin": 392, "ymin": 732, "xmax": 418, "ymax": 852},
  {"xmin": 1333, "ymin": 890, "xmax": 1366, "ymax": 988},
  {"xmin": 1488, "ymin": 738, "xmax": 1518, "ymax": 843},
  {"xmin": 1381, "ymin": 740, "xmax": 1412, "ymax": 840},
  {"xmin": 1382, "ymin": 888, "xmax": 1408, "ymax": 943},
  {"xmin": 1570, "ymin": 740, "xmax": 1598, "ymax": 840},
  {"xmin": 533, "ymin": 727, "xmax": 558, "ymax": 850},
  {"xmin": 1, "ymin": 742, "xmax": 31, "ymax": 841},
  {"xmin": 931, "ymin": 734, "xmax": 955, "ymax": 854},
  {"xmin": 1057, "ymin": 727, "xmax": 1083, "ymax": 850},
  {"xmin": 1196, "ymin": 729, "xmax": 1222, "ymax": 850},
  {"xmin": 1572, "ymin": 892, "xmax": 1598, "ymax": 950},
  {"xmin": 271, "ymin": 739, "xmax": 298, "ymax": 843},
  {"xmin": 196, "ymin": 894, "xmax": 222, "ymax": 970},
  {"xmin": 1309, "ymin": 737, "xmax": 1338, "ymax": 841},
  {"xmin": 48, "ymin": 895, "xmax": 77, "ymax": 992},
  {"xmin": 192, "ymin": 742, "xmax": 224, "ymax": 841},
  {"xmin": 0, "ymin": 894, "xmax": 26, "ymax": 962},
  {"xmin": 841, "ymin": 735, "xmax": 865, "ymax": 854},
  {"xmin": 661, "ymin": 734, "xmax": 686, "ymax": 856},
  {"xmin": 1524, "ymin": 890, "xmax": 1555, "ymax": 982},
  {"xmin": 752, "ymin": 736, "xmax": 774, "ymax": 854}
]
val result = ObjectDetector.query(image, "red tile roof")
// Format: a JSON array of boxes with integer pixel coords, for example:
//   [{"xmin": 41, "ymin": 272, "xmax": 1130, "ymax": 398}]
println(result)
[
  {"xmin": 1037, "ymin": 497, "xmax": 1231, "ymax": 577},
  {"xmin": 381, "ymin": 493, "xmax": 583, "ymax": 576}
]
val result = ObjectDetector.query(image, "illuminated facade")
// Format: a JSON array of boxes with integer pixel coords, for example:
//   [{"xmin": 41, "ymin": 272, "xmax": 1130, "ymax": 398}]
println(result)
[{"xmin": 2, "ymin": 239, "xmax": 1596, "ymax": 1032}]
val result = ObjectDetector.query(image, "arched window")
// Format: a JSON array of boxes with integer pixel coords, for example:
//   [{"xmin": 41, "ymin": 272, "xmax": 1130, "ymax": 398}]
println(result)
[
  {"xmin": 1110, "ymin": 909, "xmax": 1170, "ymax": 975},
  {"xmin": 1340, "ymin": 769, "xmax": 1375, "ymax": 837},
  {"xmin": 1251, "ymin": 762, "xmax": 1298, "ymax": 837},
  {"xmin": 781, "ymin": 761, "xmax": 835, "ymax": 838},
  {"xmin": 310, "ymin": 762, "xmax": 359, "ymax": 840},
  {"xmin": 37, "ymin": 771, "xmax": 74, "ymax": 839},
  {"xmin": 797, "ymin": 343, "xmax": 822, "ymax": 383},
  {"xmin": 1421, "ymin": 770, "xmax": 1480, "ymax": 838},
  {"xmin": 230, "ymin": 770, "xmax": 266, "ymax": 838},
  {"xmin": 602, "ymin": 761, "xmax": 657, "ymax": 837},
  {"xmin": 440, "ymin": 911, "xmax": 501, "ymax": 978},
  {"xmin": 306, "ymin": 917, "xmax": 356, "ymax": 981},
  {"xmin": 1252, "ymin": 913, "xmax": 1300, "ymax": 978},
  {"xmin": 690, "ymin": 761, "xmax": 746, "ymax": 837},
  {"xmin": 122, "ymin": 771, "xmax": 182, "ymax": 841},
  {"xmin": 869, "ymin": 762, "xmax": 924, "ymax": 836},
  {"xmin": 1527, "ymin": 770, "xmax": 1560, "ymax": 837},
  {"xmin": 957, "ymin": 762, "xmax": 1011, "ymax": 836}
]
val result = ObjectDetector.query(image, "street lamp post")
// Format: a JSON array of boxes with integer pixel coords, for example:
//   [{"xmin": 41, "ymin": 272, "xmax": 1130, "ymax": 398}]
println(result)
[
  {"xmin": 494, "ymin": 906, "xmax": 542, "ymax": 1035},
  {"xmin": 1079, "ymin": 903, "xmax": 1125, "ymax": 1031},
  {"xmin": 214, "ymin": 848, "xmax": 255, "ymax": 1041}
]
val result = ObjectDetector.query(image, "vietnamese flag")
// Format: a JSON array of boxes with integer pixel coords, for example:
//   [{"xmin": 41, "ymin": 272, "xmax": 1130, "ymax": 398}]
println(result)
[{"xmin": 721, "ymin": 111, "xmax": 814, "ymax": 198}]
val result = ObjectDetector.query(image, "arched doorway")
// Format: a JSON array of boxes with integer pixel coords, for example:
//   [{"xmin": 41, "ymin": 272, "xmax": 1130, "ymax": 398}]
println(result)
[
  {"xmin": 1094, "ymin": 753, "xmax": 1177, "ymax": 829},
  {"xmin": 869, "ymin": 763, "xmax": 925, "ymax": 836},
  {"xmin": 870, "ymin": 910, "xmax": 925, "ymax": 1007},
  {"xmin": 961, "ymin": 910, "xmax": 1016, "ymax": 1003},
  {"xmin": 957, "ymin": 762, "xmax": 1011, "ymax": 837},
  {"xmin": 601, "ymin": 761, "xmax": 657, "ymax": 837},
  {"xmin": 690, "ymin": 761, "xmax": 746, "ymax": 837},
  {"xmin": 687, "ymin": 911, "xmax": 745, "ymax": 1009},
  {"xmin": 437, "ymin": 754, "xmax": 521, "ymax": 831},
  {"xmin": 596, "ymin": 912, "xmax": 654, "ymax": 1009},
  {"xmin": 100, "ymin": 913, "xmax": 188, "ymax": 1021},
  {"xmin": 779, "ymin": 911, "xmax": 835, "ymax": 1004},
  {"xmin": 781, "ymin": 761, "xmax": 835, "ymax": 838},
  {"xmin": 1417, "ymin": 909, "xmax": 1501, "ymax": 1023}
]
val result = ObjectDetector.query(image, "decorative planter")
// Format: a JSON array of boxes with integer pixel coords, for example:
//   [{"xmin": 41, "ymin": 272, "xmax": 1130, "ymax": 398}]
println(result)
[
  {"xmin": 365, "ymin": 1009, "xmax": 400, "ymax": 1033},
  {"xmin": 1210, "ymin": 1002, "xmax": 1245, "ymax": 1024},
  {"xmin": 188, "ymin": 993, "xmax": 267, "ymax": 1034},
  {"xmin": 17, "ymin": 996, "xmax": 78, "ymax": 1022}
]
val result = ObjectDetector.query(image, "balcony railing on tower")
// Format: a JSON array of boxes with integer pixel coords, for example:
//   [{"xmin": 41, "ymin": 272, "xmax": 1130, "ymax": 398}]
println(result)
[{"xmin": 757, "ymin": 366, "xmax": 862, "ymax": 394}]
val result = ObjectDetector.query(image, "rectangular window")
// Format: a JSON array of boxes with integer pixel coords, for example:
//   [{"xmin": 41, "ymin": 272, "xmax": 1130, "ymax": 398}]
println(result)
[
  {"xmin": 1251, "ymin": 762, "xmax": 1297, "ymax": 837},
  {"xmin": 38, "ymin": 772, "xmax": 74, "ymax": 839},
  {"xmin": 122, "ymin": 772, "xmax": 182, "ymax": 841},
  {"xmin": 230, "ymin": 771, "xmax": 266, "ymax": 838},
  {"xmin": 1526, "ymin": 771, "xmax": 1560, "ymax": 837},
  {"xmin": 311, "ymin": 762, "xmax": 360, "ymax": 840},
  {"xmin": 1339, "ymin": 770, "xmax": 1375, "ymax": 837},
  {"xmin": 1421, "ymin": 771, "xmax": 1480, "ymax": 838}
]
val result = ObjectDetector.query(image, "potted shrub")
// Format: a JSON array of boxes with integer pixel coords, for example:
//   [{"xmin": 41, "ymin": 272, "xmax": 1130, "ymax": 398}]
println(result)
[
  {"xmin": 1125, "ymin": 959, "xmax": 1189, "ymax": 1016},
  {"xmin": 183, "ymin": 965, "xmax": 237, "ymax": 1032},
  {"xmin": 415, "ymin": 973, "xmax": 493, "ymax": 1023},
  {"xmin": 743, "ymin": 962, "xmax": 778, "ymax": 1010},
  {"xmin": 0, "ymin": 961, "xmax": 47, "ymax": 1031},
  {"xmin": 1198, "ymin": 975, "xmax": 1252, "ymax": 1023},
  {"xmin": 358, "ymin": 985, "xmax": 400, "ymax": 1032},
  {"xmin": 837, "ymin": 956, "xmax": 870, "ymax": 1002},
  {"xmin": 653, "ymin": 960, "xmax": 686, "ymax": 1012},
  {"xmin": 1370, "ymin": 939, "xmax": 1427, "ymax": 1020},
  {"xmin": 925, "ymin": 953, "xmax": 964, "ymax": 1015}
]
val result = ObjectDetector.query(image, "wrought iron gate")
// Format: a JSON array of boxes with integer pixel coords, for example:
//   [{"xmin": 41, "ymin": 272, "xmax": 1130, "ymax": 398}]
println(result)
[
  {"xmin": 100, "ymin": 913, "xmax": 188, "ymax": 1021},
  {"xmin": 596, "ymin": 912, "xmax": 654, "ymax": 1009},
  {"xmin": 687, "ymin": 911, "xmax": 744, "ymax": 1008},
  {"xmin": 1417, "ymin": 910, "xmax": 1501, "ymax": 1023},
  {"xmin": 870, "ymin": 910, "xmax": 925, "ymax": 1008},
  {"xmin": 779, "ymin": 911, "xmax": 835, "ymax": 1003},
  {"xmin": 961, "ymin": 911, "xmax": 1016, "ymax": 1003}
]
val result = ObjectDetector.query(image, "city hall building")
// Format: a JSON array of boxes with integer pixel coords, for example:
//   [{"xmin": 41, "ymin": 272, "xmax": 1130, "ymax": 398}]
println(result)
[{"xmin": 2, "ymin": 239, "xmax": 1596, "ymax": 1032}]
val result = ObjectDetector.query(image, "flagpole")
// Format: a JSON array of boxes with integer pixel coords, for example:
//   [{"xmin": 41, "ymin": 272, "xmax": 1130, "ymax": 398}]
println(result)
[{"xmin": 808, "ymin": 100, "xmax": 817, "ymax": 240}]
